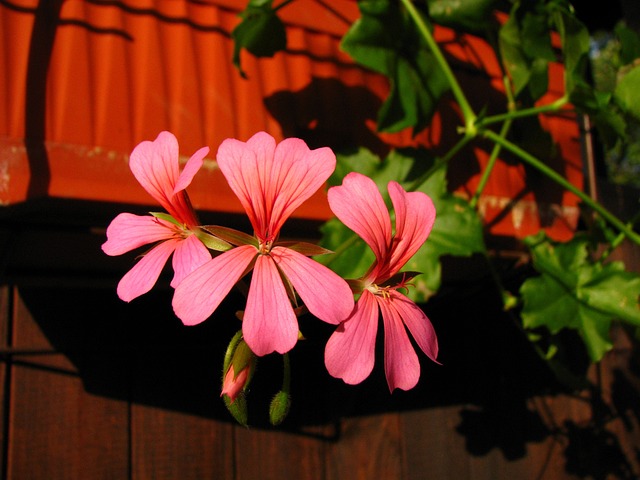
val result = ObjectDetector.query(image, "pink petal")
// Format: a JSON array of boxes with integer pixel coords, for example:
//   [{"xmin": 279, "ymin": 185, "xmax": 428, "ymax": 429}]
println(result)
[
  {"xmin": 268, "ymin": 137, "xmax": 336, "ymax": 236},
  {"xmin": 170, "ymin": 234, "xmax": 212, "ymax": 288},
  {"xmin": 387, "ymin": 181, "xmax": 436, "ymax": 276},
  {"xmin": 102, "ymin": 213, "xmax": 176, "ymax": 256},
  {"xmin": 174, "ymin": 146, "xmax": 209, "ymax": 194},
  {"xmin": 327, "ymin": 172, "xmax": 392, "ymax": 262},
  {"xmin": 389, "ymin": 290, "xmax": 439, "ymax": 362},
  {"xmin": 378, "ymin": 297, "xmax": 420, "ymax": 392},
  {"xmin": 116, "ymin": 239, "xmax": 179, "ymax": 302},
  {"xmin": 324, "ymin": 290, "xmax": 379, "ymax": 385},
  {"xmin": 243, "ymin": 255, "xmax": 299, "ymax": 356},
  {"xmin": 172, "ymin": 245, "xmax": 257, "ymax": 326},
  {"xmin": 216, "ymin": 133, "xmax": 276, "ymax": 236},
  {"xmin": 271, "ymin": 246, "xmax": 354, "ymax": 325},
  {"xmin": 217, "ymin": 132, "xmax": 336, "ymax": 241},
  {"xmin": 129, "ymin": 131, "xmax": 179, "ymax": 211}
]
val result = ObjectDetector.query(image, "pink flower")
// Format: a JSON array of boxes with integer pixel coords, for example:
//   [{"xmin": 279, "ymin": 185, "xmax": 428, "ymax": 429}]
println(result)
[
  {"xmin": 172, "ymin": 132, "xmax": 354, "ymax": 356},
  {"xmin": 102, "ymin": 131, "xmax": 213, "ymax": 301},
  {"xmin": 324, "ymin": 172, "xmax": 439, "ymax": 392}
]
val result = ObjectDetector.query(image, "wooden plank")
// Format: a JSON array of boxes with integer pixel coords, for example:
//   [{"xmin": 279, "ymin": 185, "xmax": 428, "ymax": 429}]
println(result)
[
  {"xmin": 234, "ymin": 426, "xmax": 326, "ymax": 480},
  {"xmin": 402, "ymin": 405, "xmax": 471, "ymax": 480},
  {"xmin": 6, "ymin": 287, "xmax": 129, "ymax": 480},
  {"xmin": 325, "ymin": 413, "xmax": 405, "ymax": 480},
  {"xmin": 131, "ymin": 405, "xmax": 234, "ymax": 480},
  {"xmin": 0, "ymin": 286, "xmax": 10, "ymax": 478}
]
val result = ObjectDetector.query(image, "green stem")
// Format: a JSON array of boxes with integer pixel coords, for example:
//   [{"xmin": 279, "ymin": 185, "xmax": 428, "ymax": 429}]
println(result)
[
  {"xmin": 478, "ymin": 95, "xmax": 569, "ymax": 128},
  {"xmin": 399, "ymin": 0, "xmax": 477, "ymax": 132},
  {"xmin": 483, "ymin": 129, "xmax": 640, "ymax": 245},
  {"xmin": 599, "ymin": 211, "xmax": 640, "ymax": 262},
  {"xmin": 471, "ymin": 77, "xmax": 516, "ymax": 208},
  {"xmin": 282, "ymin": 352, "xmax": 291, "ymax": 394},
  {"xmin": 470, "ymin": 119, "xmax": 512, "ymax": 209}
]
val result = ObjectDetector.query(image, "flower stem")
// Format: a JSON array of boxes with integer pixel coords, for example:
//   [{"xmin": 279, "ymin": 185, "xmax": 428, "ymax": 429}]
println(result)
[
  {"xmin": 478, "ymin": 95, "xmax": 570, "ymax": 128},
  {"xmin": 471, "ymin": 76, "xmax": 515, "ymax": 208},
  {"xmin": 598, "ymin": 211, "xmax": 640, "ymax": 262},
  {"xmin": 399, "ymin": 0, "xmax": 477, "ymax": 133},
  {"xmin": 483, "ymin": 129, "xmax": 640, "ymax": 245}
]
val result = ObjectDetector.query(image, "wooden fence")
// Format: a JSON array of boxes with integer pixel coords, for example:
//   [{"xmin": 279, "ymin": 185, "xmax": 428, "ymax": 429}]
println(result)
[{"xmin": 0, "ymin": 203, "xmax": 638, "ymax": 480}]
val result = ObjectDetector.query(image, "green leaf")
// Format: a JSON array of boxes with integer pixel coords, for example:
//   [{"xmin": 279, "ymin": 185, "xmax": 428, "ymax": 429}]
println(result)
[
  {"xmin": 341, "ymin": 0, "xmax": 450, "ymax": 134},
  {"xmin": 426, "ymin": 0, "xmax": 499, "ymax": 34},
  {"xmin": 520, "ymin": 232, "xmax": 640, "ymax": 362},
  {"xmin": 318, "ymin": 147, "xmax": 485, "ymax": 302},
  {"xmin": 613, "ymin": 64, "xmax": 640, "ymax": 122},
  {"xmin": 615, "ymin": 21, "xmax": 640, "ymax": 65},
  {"xmin": 231, "ymin": 0, "xmax": 286, "ymax": 77},
  {"xmin": 499, "ymin": 2, "xmax": 555, "ymax": 100},
  {"xmin": 548, "ymin": 1, "xmax": 592, "ymax": 103}
]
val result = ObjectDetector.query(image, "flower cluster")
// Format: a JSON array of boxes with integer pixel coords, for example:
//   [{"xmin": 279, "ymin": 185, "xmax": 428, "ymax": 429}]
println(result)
[{"xmin": 103, "ymin": 131, "xmax": 439, "ymax": 420}]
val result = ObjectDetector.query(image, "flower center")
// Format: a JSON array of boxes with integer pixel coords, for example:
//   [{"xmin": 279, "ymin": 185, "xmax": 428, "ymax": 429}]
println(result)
[{"xmin": 258, "ymin": 239, "xmax": 274, "ymax": 255}]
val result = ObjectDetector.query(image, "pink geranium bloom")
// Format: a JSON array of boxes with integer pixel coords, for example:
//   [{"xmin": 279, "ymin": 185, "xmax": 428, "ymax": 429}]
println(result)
[
  {"xmin": 172, "ymin": 132, "xmax": 354, "ymax": 356},
  {"xmin": 324, "ymin": 172, "xmax": 439, "ymax": 392},
  {"xmin": 102, "ymin": 131, "xmax": 213, "ymax": 302}
]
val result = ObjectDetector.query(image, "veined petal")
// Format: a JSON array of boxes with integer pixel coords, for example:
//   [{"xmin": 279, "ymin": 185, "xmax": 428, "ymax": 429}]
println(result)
[
  {"xmin": 217, "ymin": 132, "xmax": 336, "ymax": 241},
  {"xmin": 216, "ymin": 132, "xmax": 276, "ymax": 236},
  {"xmin": 102, "ymin": 213, "xmax": 176, "ymax": 256},
  {"xmin": 271, "ymin": 246, "xmax": 354, "ymax": 325},
  {"xmin": 117, "ymin": 239, "xmax": 179, "ymax": 302},
  {"xmin": 129, "ymin": 131, "xmax": 179, "ymax": 211},
  {"xmin": 387, "ymin": 181, "xmax": 436, "ymax": 276},
  {"xmin": 243, "ymin": 255, "xmax": 299, "ymax": 356},
  {"xmin": 389, "ymin": 290, "xmax": 439, "ymax": 362},
  {"xmin": 328, "ymin": 172, "xmax": 391, "ymax": 262},
  {"xmin": 174, "ymin": 146, "xmax": 209, "ymax": 194},
  {"xmin": 170, "ymin": 234, "xmax": 212, "ymax": 288},
  {"xmin": 172, "ymin": 245, "xmax": 257, "ymax": 326},
  {"xmin": 378, "ymin": 297, "xmax": 420, "ymax": 392},
  {"xmin": 324, "ymin": 290, "xmax": 379, "ymax": 385},
  {"xmin": 268, "ymin": 137, "xmax": 336, "ymax": 236}
]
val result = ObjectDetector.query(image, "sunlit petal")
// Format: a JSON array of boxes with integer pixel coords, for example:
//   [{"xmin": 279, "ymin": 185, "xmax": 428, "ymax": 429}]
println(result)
[
  {"xmin": 129, "ymin": 131, "xmax": 179, "ymax": 210},
  {"xmin": 387, "ymin": 181, "xmax": 436, "ymax": 276},
  {"xmin": 244, "ymin": 255, "xmax": 299, "ymax": 356},
  {"xmin": 172, "ymin": 245, "xmax": 256, "ymax": 326},
  {"xmin": 170, "ymin": 234, "xmax": 212, "ymax": 288},
  {"xmin": 216, "ymin": 132, "xmax": 275, "ymax": 236},
  {"xmin": 378, "ymin": 297, "xmax": 420, "ymax": 392},
  {"xmin": 102, "ymin": 213, "xmax": 176, "ymax": 256},
  {"xmin": 271, "ymin": 246, "xmax": 354, "ymax": 325},
  {"xmin": 324, "ymin": 290, "xmax": 379, "ymax": 384},
  {"xmin": 117, "ymin": 239, "xmax": 179, "ymax": 302},
  {"xmin": 328, "ymin": 172, "xmax": 391, "ymax": 262},
  {"xmin": 217, "ymin": 132, "xmax": 335, "ymax": 241},
  {"xmin": 174, "ymin": 146, "xmax": 209, "ymax": 194},
  {"xmin": 268, "ymin": 137, "xmax": 336, "ymax": 236},
  {"xmin": 388, "ymin": 290, "xmax": 439, "ymax": 362}
]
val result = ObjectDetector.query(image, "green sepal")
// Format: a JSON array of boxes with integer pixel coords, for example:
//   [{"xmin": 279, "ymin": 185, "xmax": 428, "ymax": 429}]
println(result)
[
  {"xmin": 195, "ymin": 228, "xmax": 233, "ymax": 252},
  {"xmin": 150, "ymin": 212, "xmax": 182, "ymax": 227},
  {"xmin": 203, "ymin": 225, "xmax": 259, "ymax": 247},
  {"xmin": 379, "ymin": 271, "xmax": 421, "ymax": 288},
  {"xmin": 223, "ymin": 393, "xmax": 249, "ymax": 427},
  {"xmin": 277, "ymin": 241, "xmax": 334, "ymax": 256}
]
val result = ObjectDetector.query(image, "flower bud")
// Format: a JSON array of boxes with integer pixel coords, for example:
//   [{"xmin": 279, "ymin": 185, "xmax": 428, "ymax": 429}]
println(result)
[
  {"xmin": 221, "ymin": 337, "xmax": 255, "ymax": 404},
  {"xmin": 221, "ymin": 363, "xmax": 250, "ymax": 404}
]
